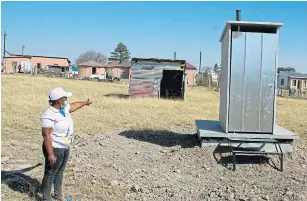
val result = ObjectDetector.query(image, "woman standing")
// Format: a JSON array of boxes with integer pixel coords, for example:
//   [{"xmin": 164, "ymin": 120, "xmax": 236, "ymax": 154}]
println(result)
[{"xmin": 40, "ymin": 87, "xmax": 92, "ymax": 201}]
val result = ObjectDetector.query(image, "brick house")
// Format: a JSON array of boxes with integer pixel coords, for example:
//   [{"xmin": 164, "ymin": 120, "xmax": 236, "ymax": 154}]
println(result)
[
  {"xmin": 77, "ymin": 60, "xmax": 105, "ymax": 77},
  {"xmin": 2, "ymin": 54, "xmax": 70, "ymax": 74},
  {"xmin": 103, "ymin": 61, "xmax": 131, "ymax": 79},
  {"xmin": 186, "ymin": 62, "xmax": 197, "ymax": 86}
]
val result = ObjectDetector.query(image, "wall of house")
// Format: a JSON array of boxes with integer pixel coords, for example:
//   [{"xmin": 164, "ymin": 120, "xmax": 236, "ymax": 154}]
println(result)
[
  {"xmin": 105, "ymin": 67, "xmax": 130, "ymax": 79},
  {"xmin": 277, "ymin": 71, "xmax": 289, "ymax": 89},
  {"xmin": 31, "ymin": 57, "xmax": 69, "ymax": 69},
  {"xmin": 186, "ymin": 69, "xmax": 196, "ymax": 86},
  {"xmin": 78, "ymin": 66, "xmax": 106, "ymax": 77},
  {"xmin": 3, "ymin": 57, "xmax": 69, "ymax": 73},
  {"xmin": 289, "ymin": 78, "xmax": 307, "ymax": 90},
  {"xmin": 3, "ymin": 57, "xmax": 31, "ymax": 73},
  {"xmin": 78, "ymin": 66, "xmax": 92, "ymax": 77},
  {"xmin": 96, "ymin": 68, "xmax": 105, "ymax": 75}
]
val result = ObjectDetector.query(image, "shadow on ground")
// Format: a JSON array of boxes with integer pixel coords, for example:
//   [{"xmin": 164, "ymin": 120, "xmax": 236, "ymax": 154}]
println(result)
[
  {"xmin": 1, "ymin": 163, "xmax": 43, "ymax": 200},
  {"xmin": 104, "ymin": 93, "xmax": 128, "ymax": 99},
  {"xmin": 213, "ymin": 145, "xmax": 280, "ymax": 171},
  {"xmin": 119, "ymin": 130, "xmax": 199, "ymax": 148}
]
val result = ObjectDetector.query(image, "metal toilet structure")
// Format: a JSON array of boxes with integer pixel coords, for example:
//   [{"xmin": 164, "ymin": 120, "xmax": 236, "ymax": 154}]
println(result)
[{"xmin": 195, "ymin": 11, "xmax": 299, "ymax": 171}]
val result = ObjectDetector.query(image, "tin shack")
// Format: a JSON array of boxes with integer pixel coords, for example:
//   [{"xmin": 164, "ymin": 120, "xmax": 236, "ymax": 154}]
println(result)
[{"xmin": 129, "ymin": 58, "xmax": 186, "ymax": 99}]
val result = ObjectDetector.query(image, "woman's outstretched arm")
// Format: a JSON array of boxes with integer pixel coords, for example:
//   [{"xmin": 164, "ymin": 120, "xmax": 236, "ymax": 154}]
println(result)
[{"xmin": 69, "ymin": 99, "xmax": 92, "ymax": 113}]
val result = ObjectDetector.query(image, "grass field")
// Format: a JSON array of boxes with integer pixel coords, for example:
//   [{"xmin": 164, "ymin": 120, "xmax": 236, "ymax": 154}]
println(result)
[
  {"xmin": 1, "ymin": 74, "xmax": 307, "ymax": 201},
  {"xmin": 1, "ymin": 74, "xmax": 306, "ymax": 141}
]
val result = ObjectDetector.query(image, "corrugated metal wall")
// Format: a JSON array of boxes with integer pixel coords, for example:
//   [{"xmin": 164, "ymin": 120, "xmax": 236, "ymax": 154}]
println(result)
[
  {"xmin": 129, "ymin": 60, "xmax": 184, "ymax": 98},
  {"xmin": 129, "ymin": 69, "xmax": 163, "ymax": 98}
]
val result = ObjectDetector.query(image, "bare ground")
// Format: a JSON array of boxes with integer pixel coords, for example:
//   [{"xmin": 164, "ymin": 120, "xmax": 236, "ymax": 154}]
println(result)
[{"xmin": 1, "ymin": 126, "xmax": 307, "ymax": 201}]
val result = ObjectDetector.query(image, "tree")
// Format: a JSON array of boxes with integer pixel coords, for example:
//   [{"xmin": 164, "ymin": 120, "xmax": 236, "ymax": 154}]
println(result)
[
  {"xmin": 76, "ymin": 50, "xmax": 107, "ymax": 64},
  {"xmin": 213, "ymin": 63, "xmax": 219, "ymax": 72},
  {"xmin": 109, "ymin": 42, "xmax": 131, "ymax": 63},
  {"xmin": 278, "ymin": 67, "xmax": 295, "ymax": 73}
]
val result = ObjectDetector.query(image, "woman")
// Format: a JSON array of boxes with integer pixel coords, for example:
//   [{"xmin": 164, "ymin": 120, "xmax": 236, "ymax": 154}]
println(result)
[{"xmin": 40, "ymin": 87, "xmax": 92, "ymax": 201}]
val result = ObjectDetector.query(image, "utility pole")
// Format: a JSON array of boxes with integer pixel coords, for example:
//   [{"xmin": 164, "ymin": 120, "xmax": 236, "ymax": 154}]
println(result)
[
  {"xmin": 199, "ymin": 51, "xmax": 202, "ymax": 74},
  {"xmin": 22, "ymin": 45, "xmax": 25, "ymax": 55},
  {"xmin": 174, "ymin": 52, "xmax": 176, "ymax": 60},
  {"xmin": 3, "ymin": 31, "xmax": 7, "ymax": 59},
  {"xmin": 2, "ymin": 31, "xmax": 7, "ymax": 73}
]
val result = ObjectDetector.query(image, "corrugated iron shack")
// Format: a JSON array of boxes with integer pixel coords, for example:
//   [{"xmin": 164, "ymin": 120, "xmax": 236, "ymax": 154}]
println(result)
[{"xmin": 129, "ymin": 58, "xmax": 187, "ymax": 99}]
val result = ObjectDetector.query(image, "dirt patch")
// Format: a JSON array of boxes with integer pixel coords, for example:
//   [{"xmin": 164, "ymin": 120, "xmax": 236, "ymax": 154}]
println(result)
[{"xmin": 1, "ymin": 127, "xmax": 307, "ymax": 201}]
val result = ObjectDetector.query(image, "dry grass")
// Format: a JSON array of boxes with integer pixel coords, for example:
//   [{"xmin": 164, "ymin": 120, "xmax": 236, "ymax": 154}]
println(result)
[
  {"xmin": 1, "ymin": 74, "xmax": 307, "ymax": 201},
  {"xmin": 1, "ymin": 74, "xmax": 306, "ymax": 142}
]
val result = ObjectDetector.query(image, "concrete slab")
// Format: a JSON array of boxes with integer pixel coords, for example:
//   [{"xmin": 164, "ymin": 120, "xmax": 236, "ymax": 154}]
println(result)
[
  {"xmin": 195, "ymin": 120, "xmax": 299, "ymax": 140},
  {"xmin": 195, "ymin": 120, "xmax": 299, "ymax": 153}
]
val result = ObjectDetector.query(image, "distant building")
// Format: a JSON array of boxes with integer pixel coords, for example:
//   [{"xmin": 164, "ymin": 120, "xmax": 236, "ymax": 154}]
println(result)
[
  {"xmin": 277, "ymin": 71, "xmax": 307, "ymax": 90},
  {"xmin": 77, "ymin": 60, "xmax": 131, "ymax": 79},
  {"xmin": 103, "ymin": 61, "xmax": 131, "ymax": 79},
  {"xmin": 210, "ymin": 69, "xmax": 220, "ymax": 83},
  {"xmin": 186, "ymin": 62, "xmax": 197, "ymax": 86},
  {"xmin": 3, "ymin": 54, "xmax": 70, "ymax": 74},
  {"xmin": 77, "ymin": 60, "xmax": 105, "ymax": 77}
]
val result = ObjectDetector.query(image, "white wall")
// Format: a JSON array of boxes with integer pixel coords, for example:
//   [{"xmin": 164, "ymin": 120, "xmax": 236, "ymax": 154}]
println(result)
[
  {"xmin": 277, "ymin": 71, "xmax": 289, "ymax": 89},
  {"xmin": 210, "ymin": 70, "xmax": 219, "ymax": 82}
]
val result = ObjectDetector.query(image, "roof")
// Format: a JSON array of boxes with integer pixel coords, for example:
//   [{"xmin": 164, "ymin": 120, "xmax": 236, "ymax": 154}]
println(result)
[
  {"xmin": 103, "ymin": 61, "xmax": 131, "ymax": 68},
  {"xmin": 132, "ymin": 58, "xmax": 186, "ymax": 65},
  {"xmin": 114, "ymin": 61, "xmax": 131, "ymax": 68},
  {"xmin": 78, "ymin": 60, "xmax": 104, "ymax": 67},
  {"xmin": 186, "ymin": 62, "xmax": 197, "ymax": 70},
  {"xmin": 102, "ymin": 61, "xmax": 118, "ymax": 67},
  {"xmin": 47, "ymin": 65, "xmax": 69, "ymax": 68},
  {"xmin": 220, "ymin": 21, "xmax": 283, "ymax": 42},
  {"xmin": 280, "ymin": 71, "xmax": 307, "ymax": 79},
  {"xmin": 5, "ymin": 53, "xmax": 71, "ymax": 63}
]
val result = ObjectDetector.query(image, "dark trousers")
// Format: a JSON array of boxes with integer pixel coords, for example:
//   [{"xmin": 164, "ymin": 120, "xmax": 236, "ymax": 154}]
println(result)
[{"xmin": 41, "ymin": 144, "xmax": 70, "ymax": 200}]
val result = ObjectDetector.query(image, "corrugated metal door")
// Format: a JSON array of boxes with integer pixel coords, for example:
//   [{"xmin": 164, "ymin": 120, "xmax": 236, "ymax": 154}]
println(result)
[
  {"xmin": 259, "ymin": 33, "xmax": 277, "ymax": 133},
  {"xmin": 228, "ymin": 31, "xmax": 246, "ymax": 132},
  {"xmin": 228, "ymin": 31, "xmax": 276, "ymax": 133}
]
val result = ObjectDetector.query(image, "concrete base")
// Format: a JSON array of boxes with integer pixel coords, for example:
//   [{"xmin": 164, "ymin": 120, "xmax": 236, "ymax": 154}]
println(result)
[{"xmin": 195, "ymin": 120, "xmax": 299, "ymax": 153}]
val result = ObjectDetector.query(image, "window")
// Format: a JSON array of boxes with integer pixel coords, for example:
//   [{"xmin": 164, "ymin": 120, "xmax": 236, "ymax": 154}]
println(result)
[
  {"xmin": 293, "ymin": 80, "xmax": 297, "ymax": 86},
  {"xmin": 281, "ymin": 79, "xmax": 284, "ymax": 86},
  {"xmin": 92, "ymin": 67, "xmax": 97, "ymax": 74}
]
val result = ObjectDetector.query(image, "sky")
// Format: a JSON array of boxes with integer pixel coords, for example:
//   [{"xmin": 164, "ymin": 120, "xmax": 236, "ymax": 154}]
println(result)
[{"xmin": 1, "ymin": 1, "xmax": 307, "ymax": 73}]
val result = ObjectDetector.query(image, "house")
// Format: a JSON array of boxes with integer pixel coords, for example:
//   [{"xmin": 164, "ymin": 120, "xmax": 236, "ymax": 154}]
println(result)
[
  {"xmin": 277, "ymin": 71, "xmax": 307, "ymax": 90},
  {"xmin": 186, "ymin": 62, "xmax": 197, "ymax": 86},
  {"xmin": 77, "ymin": 60, "xmax": 105, "ymax": 77},
  {"xmin": 102, "ymin": 61, "xmax": 131, "ymax": 79},
  {"xmin": 3, "ymin": 54, "xmax": 70, "ymax": 74}
]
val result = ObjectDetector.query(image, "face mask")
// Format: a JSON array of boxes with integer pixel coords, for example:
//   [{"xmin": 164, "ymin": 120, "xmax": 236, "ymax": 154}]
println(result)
[
  {"xmin": 59, "ymin": 101, "xmax": 68, "ymax": 117},
  {"xmin": 61, "ymin": 101, "xmax": 68, "ymax": 109}
]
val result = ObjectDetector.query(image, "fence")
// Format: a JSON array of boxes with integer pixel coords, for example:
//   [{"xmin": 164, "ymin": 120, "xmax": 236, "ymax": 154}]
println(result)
[
  {"xmin": 196, "ymin": 73, "xmax": 220, "ymax": 91},
  {"xmin": 278, "ymin": 88, "xmax": 307, "ymax": 99}
]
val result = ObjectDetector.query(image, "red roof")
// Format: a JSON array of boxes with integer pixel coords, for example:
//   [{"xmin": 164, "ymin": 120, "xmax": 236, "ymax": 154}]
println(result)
[
  {"xmin": 103, "ymin": 61, "xmax": 118, "ymax": 67},
  {"xmin": 103, "ymin": 61, "xmax": 131, "ymax": 68},
  {"xmin": 186, "ymin": 62, "xmax": 197, "ymax": 70}
]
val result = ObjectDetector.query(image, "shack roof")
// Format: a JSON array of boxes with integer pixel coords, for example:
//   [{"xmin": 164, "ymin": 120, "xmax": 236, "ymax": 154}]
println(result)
[
  {"xmin": 132, "ymin": 58, "xmax": 186, "ymax": 65},
  {"xmin": 219, "ymin": 21, "xmax": 283, "ymax": 42}
]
